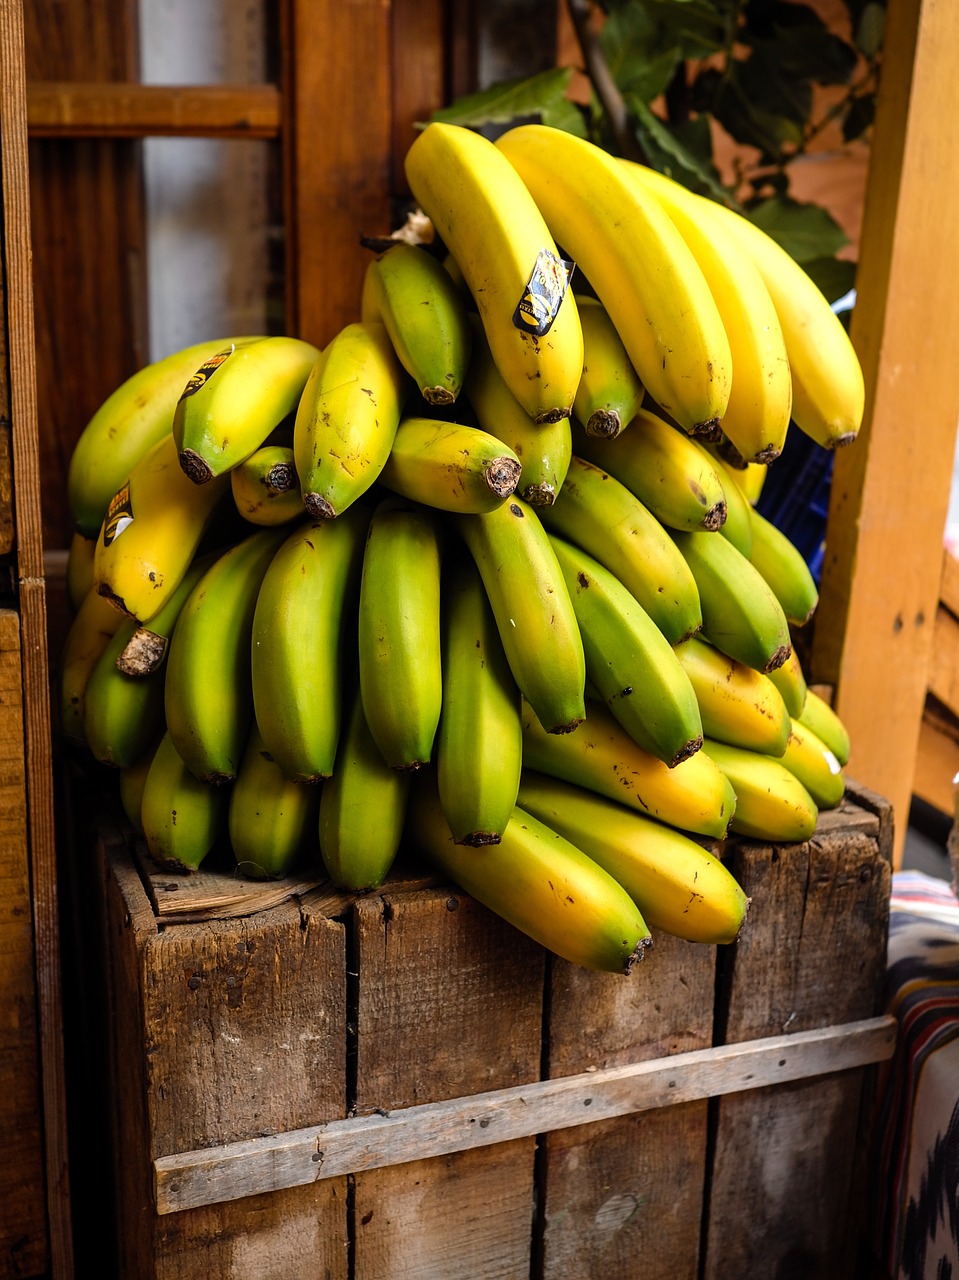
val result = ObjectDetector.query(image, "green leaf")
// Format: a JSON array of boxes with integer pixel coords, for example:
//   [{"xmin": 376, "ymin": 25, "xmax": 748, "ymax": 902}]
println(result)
[
  {"xmin": 627, "ymin": 99, "xmax": 730, "ymax": 201},
  {"xmin": 746, "ymin": 195, "xmax": 849, "ymax": 263},
  {"xmin": 742, "ymin": 3, "xmax": 858, "ymax": 86},
  {"xmin": 601, "ymin": 5, "xmax": 683, "ymax": 102},
  {"xmin": 706, "ymin": 57, "xmax": 807, "ymax": 162},
  {"xmin": 842, "ymin": 93, "xmax": 875, "ymax": 142},
  {"xmin": 632, "ymin": 0, "xmax": 731, "ymax": 58},
  {"xmin": 428, "ymin": 68, "xmax": 587, "ymax": 136},
  {"xmin": 799, "ymin": 255, "xmax": 858, "ymax": 306},
  {"xmin": 855, "ymin": 1, "xmax": 886, "ymax": 57}
]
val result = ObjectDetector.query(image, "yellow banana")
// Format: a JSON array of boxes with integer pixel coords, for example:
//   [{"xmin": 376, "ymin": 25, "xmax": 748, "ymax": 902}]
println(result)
[
  {"xmin": 405, "ymin": 121, "xmax": 583, "ymax": 425},
  {"xmin": 699, "ymin": 441, "xmax": 753, "ymax": 558},
  {"xmin": 377, "ymin": 416, "xmax": 521, "ymax": 513},
  {"xmin": 407, "ymin": 775, "xmax": 651, "ymax": 974},
  {"xmin": 83, "ymin": 614, "xmax": 168, "ymax": 768},
  {"xmin": 174, "ymin": 336, "xmax": 320, "ymax": 484},
  {"xmin": 521, "ymin": 697, "xmax": 736, "ymax": 839},
  {"xmin": 573, "ymin": 297, "xmax": 645, "ymax": 439},
  {"xmin": 537, "ymin": 454, "xmax": 701, "ymax": 645},
  {"xmin": 674, "ymin": 635, "xmax": 791, "ymax": 757},
  {"xmin": 767, "ymin": 644, "xmax": 809, "ymax": 720},
  {"xmin": 114, "ymin": 554, "xmax": 214, "ymax": 678},
  {"xmin": 625, "ymin": 162, "xmax": 792, "ymax": 464},
  {"xmin": 230, "ymin": 445, "xmax": 304, "ymax": 527},
  {"xmin": 358, "ymin": 497, "xmax": 443, "ymax": 770},
  {"xmin": 435, "ymin": 559, "xmax": 523, "ymax": 846},
  {"xmin": 66, "ymin": 531, "xmax": 97, "ymax": 614},
  {"xmin": 516, "ymin": 770, "xmax": 749, "ymax": 944},
  {"xmin": 93, "ymin": 431, "xmax": 231, "ymax": 623},
  {"xmin": 293, "ymin": 320, "xmax": 408, "ymax": 519},
  {"xmin": 549, "ymin": 534, "xmax": 703, "ymax": 768},
  {"xmin": 118, "ymin": 735, "xmax": 163, "ymax": 836},
  {"xmin": 495, "ymin": 123, "xmax": 731, "ymax": 435},
  {"xmin": 58, "ymin": 587, "xmax": 127, "ymax": 744},
  {"xmin": 779, "ymin": 717, "xmax": 846, "ymax": 810},
  {"xmin": 700, "ymin": 738, "xmax": 819, "ymax": 842},
  {"xmin": 228, "ymin": 722, "xmax": 321, "ymax": 879},
  {"xmin": 748, "ymin": 506, "xmax": 819, "ymax": 627},
  {"xmin": 360, "ymin": 241, "xmax": 473, "ymax": 406},
  {"xmin": 797, "ymin": 688, "xmax": 850, "ymax": 767},
  {"xmin": 251, "ymin": 507, "xmax": 369, "ymax": 782},
  {"xmin": 457, "ymin": 497, "xmax": 585, "ymax": 735},
  {"xmin": 139, "ymin": 730, "xmax": 229, "ymax": 872}
]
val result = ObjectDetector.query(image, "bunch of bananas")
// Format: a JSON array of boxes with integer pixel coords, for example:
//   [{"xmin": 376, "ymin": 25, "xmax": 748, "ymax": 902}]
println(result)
[{"xmin": 60, "ymin": 122, "xmax": 860, "ymax": 975}]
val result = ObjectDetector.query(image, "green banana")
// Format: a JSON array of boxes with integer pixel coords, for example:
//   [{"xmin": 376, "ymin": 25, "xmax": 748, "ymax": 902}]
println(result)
[
  {"xmin": 114, "ymin": 554, "xmax": 214, "ymax": 678},
  {"xmin": 377, "ymin": 417, "xmax": 521, "ymax": 513},
  {"xmin": 140, "ymin": 730, "xmax": 229, "ymax": 871},
  {"xmin": 66, "ymin": 531, "xmax": 97, "ymax": 615},
  {"xmin": 767, "ymin": 644, "xmax": 809, "ymax": 720},
  {"xmin": 549, "ymin": 533, "xmax": 703, "ymax": 767},
  {"xmin": 231, "ymin": 445, "xmax": 304, "ymax": 527},
  {"xmin": 516, "ymin": 770, "xmax": 749, "ymax": 944},
  {"xmin": 58, "ymin": 587, "xmax": 127, "ymax": 744},
  {"xmin": 701, "ymin": 738, "xmax": 819, "ymax": 842},
  {"xmin": 118, "ymin": 735, "xmax": 163, "ymax": 836},
  {"xmin": 797, "ymin": 688, "xmax": 850, "ymax": 767},
  {"xmin": 83, "ymin": 615, "xmax": 168, "ymax": 768},
  {"xmin": 674, "ymin": 635, "xmax": 791, "ymax": 757},
  {"xmin": 701, "ymin": 442, "xmax": 753, "ymax": 558},
  {"xmin": 748, "ymin": 506, "xmax": 819, "ymax": 627},
  {"xmin": 779, "ymin": 717, "xmax": 846, "ymax": 810},
  {"xmin": 573, "ymin": 297, "xmax": 645, "ymax": 439},
  {"xmin": 228, "ymin": 722, "xmax": 321, "ymax": 879}
]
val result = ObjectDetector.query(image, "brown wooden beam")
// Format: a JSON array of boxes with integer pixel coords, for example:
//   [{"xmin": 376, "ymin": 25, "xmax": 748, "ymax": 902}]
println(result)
[{"xmin": 26, "ymin": 82, "xmax": 281, "ymax": 138}]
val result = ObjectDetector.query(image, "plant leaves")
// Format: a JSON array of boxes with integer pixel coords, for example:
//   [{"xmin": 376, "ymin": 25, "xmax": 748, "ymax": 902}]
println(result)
[
  {"xmin": 746, "ymin": 195, "xmax": 849, "ymax": 263},
  {"xmin": 855, "ymin": 1, "xmax": 886, "ymax": 57},
  {"xmin": 799, "ymin": 255, "xmax": 858, "ymax": 307},
  {"xmin": 428, "ymin": 68, "xmax": 587, "ymax": 136},
  {"xmin": 627, "ymin": 99, "xmax": 730, "ymax": 201},
  {"xmin": 743, "ymin": 2, "xmax": 858, "ymax": 86},
  {"xmin": 601, "ymin": 5, "xmax": 683, "ymax": 102},
  {"xmin": 705, "ymin": 56, "xmax": 807, "ymax": 162},
  {"xmin": 842, "ymin": 92, "xmax": 875, "ymax": 142}
]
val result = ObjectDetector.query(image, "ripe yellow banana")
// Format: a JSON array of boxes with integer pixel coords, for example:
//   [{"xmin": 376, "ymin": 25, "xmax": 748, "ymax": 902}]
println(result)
[
  {"xmin": 251, "ymin": 506, "xmax": 370, "ymax": 782},
  {"xmin": 549, "ymin": 533, "xmax": 703, "ymax": 767},
  {"xmin": 360, "ymin": 241, "xmax": 473, "ymax": 406},
  {"xmin": 174, "ymin": 335, "xmax": 320, "ymax": 484},
  {"xmin": 228, "ymin": 722, "xmax": 320, "ymax": 879},
  {"xmin": 495, "ymin": 123, "xmax": 731, "ymax": 435},
  {"xmin": 674, "ymin": 635, "xmax": 791, "ymax": 757},
  {"xmin": 625, "ymin": 162, "xmax": 792, "ymax": 464},
  {"xmin": 537, "ymin": 454, "xmax": 702, "ymax": 644},
  {"xmin": 748, "ymin": 506, "xmax": 819, "ymax": 627},
  {"xmin": 457, "ymin": 497, "xmax": 586, "ymax": 735},
  {"xmin": 358, "ymin": 497, "xmax": 443, "ymax": 770},
  {"xmin": 573, "ymin": 297, "xmax": 645, "ymax": 439},
  {"xmin": 114, "ymin": 553, "xmax": 214, "ymax": 678},
  {"xmin": 779, "ymin": 717, "xmax": 846, "ymax": 810},
  {"xmin": 140, "ymin": 730, "xmax": 229, "ymax": 872},
  {"xmin": 405, "ymin": 121, "xmax": 583, "ymax": 425},
  {"xmin": 66, "ymin": 531, "xmax": 97, "ymax": 615},
  {"xmin": 699, "ymin": 441, "xmax": 753, "ymax": 558},
  {"xmin": 516, "ymin": 769, "xmax": 749, "ymax": 944},
  {"xmin": 407, "ymin": 775, "xmax": 651, "ymax": 974},
  {"xmin": 93, "ymin": 431, "xmax": 231, "ymax": 623},
  {"xmin": 701, "ymin": 738, "xmax": 819, "ymax": 842},
  {"xmin": 83, "ymin": 614, "xmax": 167, "ymax": 768},
  {"xmin": 293, "ymin": 320, "xmax": 407, "ymax": 519},
  {"xmin": 230, "ymin": 445, "xmax": 304, "ymax": 527},
  {"xmin": 58, "ymin": 587, "xmax": 127, "ymax": 744},
  {"xmin": 797, "ymin": 688, "xmax": 850, "ymax": 767},
  {"xmin": 521, "ymin": 697, "xmax": 735, "ymax": 839},
  {"xmin": 435, "ymin": 560, "xmax": 523, "ymax": 846},
  {"xmin": 377, "ymin": 416, "xmax": 521, "ymax": 513},
  {"xmin": 767, "ymin": 643, "xmax": 809, "ymax": 720}
]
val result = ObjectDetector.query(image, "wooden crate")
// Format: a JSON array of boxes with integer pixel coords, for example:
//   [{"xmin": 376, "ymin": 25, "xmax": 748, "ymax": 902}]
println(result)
[{"xmin": 85, "ymin": 780, "xmax": 894, "ymax": 1280}]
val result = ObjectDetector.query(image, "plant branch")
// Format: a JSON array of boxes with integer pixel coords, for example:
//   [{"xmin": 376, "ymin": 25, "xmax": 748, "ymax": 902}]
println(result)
[{"xmin": 564, "ymin": 0, "xmax": 645, "ymax": 161}]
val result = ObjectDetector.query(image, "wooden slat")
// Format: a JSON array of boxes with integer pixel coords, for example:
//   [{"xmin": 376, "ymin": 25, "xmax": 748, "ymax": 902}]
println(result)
[
  {"xmin": 914, "ymin": 706, "xmax": 959, "ymax": 817},
  {"xmin": 940, "ymin": 547, "xmax": 959, "ymax": 619},
  {"xmin": 26, "ymin": 82, "xmax": 282, "ymax": 138},
  {"xmin": 812, "ymin": 0, "xmax": 959, "ymax": 867},
  {"xmin": 927, "ymin": 605, "xmax": 959, "ymax": 717}
]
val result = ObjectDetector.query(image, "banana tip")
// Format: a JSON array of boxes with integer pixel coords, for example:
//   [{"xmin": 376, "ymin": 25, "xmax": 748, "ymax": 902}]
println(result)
[
  {"xmin": 703, "ymin": 501, "xmax": 727, "ymax": 532},
  {"xmin": 533, "ymin": 407, "xmax": 571, "ymax": 426},
  {"xmin": 303, "ymin": 492, "xmax": 336, "ymax": 519},
  {"xmin": 763, "ymin": 644, "xmax": 793, "ymax": 674},
  {"xmin": 179, "ymin": 449, "xmax": 215, "ymax": 485},
  {"xmin": 624, "ymin": 933, "xmax": 653, "ymax": 973},
  {"xmin": 585, "ymin": 410, "xmax": 623, "ymax": 439}
]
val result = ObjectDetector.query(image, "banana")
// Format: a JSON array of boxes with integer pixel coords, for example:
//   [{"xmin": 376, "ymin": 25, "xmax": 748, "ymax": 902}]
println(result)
[
  {"xmin": 495, "ymin": 123, "xmax": 731, "ymax": 435},
  {"xmin": 83, "ymin": 615, "xmax": 168, "ymax": 768},
  {"xmin": 699, "ymin": 442, "xmax": 753, "ymax": 558},
  {"xmin": 670, "ymin": 529, "xmax": 792, "ymax": 673},
  {"xmin": 317, "ymin": 683, "xmax": 411, "ymax": 891},
  {"xmin": 549, "ymin": 534, "xmax": 703, "ymax": 767},
  {"xmin": 230, "ymin": 445, "xmax": 304, "ymax": 527},
  {"xmin": 173, "ymin": 336, "xmax": 320, "ymax": 484},
  {"xmin": 521, "ymin": 697, "xmax": 736, "ymax": 839},
  {"xmin": 228, "ymin": 722, "xmax": 321, "ymax": 879},
  {"xmin": 164, "ymin": 526, "xmax": 287, "ymax": 784},
  {"xmin": 625, "ymin": 162, "xmax": 792, "ymax": 464},
  {"xmin": 360, "ymin": 240, "xmax": 473, "ymax": 406},
  {"xmin": 404, "ymin": 121, "xmax": 583, "ymax": 424},
  {"xmin": 118, "ymin": 735, "xmax": 163, "ymax": 836},
  {"xmin": 293, "ymin": 320, "xmax": 408, "ymax": 519},
  {"xmin": 58, "ymin": 587, "xmax": 127, "ymax": 744},
  {"xmin": 377, "ymin": 416, "xmax": 521, "ymax": 513},
  {"xmin": 407, "ymin": 775, "xmax": 651, "ymax": 974},
  {"xmin": 537, "ymin": 454, "xmax": 702, "ymax": 645},
  {"xmin": 93, "ymin": 431, "xmax": 231, "ymax": 623},
  {"xmin": 674, "ymin": 635, "xmax": 791, "ymax": 756},
  {"xmin": 700, "ymin": 738, "xmax": 819, "ymax": 842},
  {"xmin": 516, "ymin": 770, "xmax": 749, "ymax": 944},
  {"xmin": 139, "ymin": 730, "xmax": 229, "ymax": 872},
  {"xmin": 797, "ymin": 688, "xmax": 850, "ymax": 767},
  {"xmin": 457, "ymin": 497, "xmax": 586, "ymax": 735},
  {"xmin": 435, "ymin": 559, "xmax": 523, "ymax": 846},
  {"xmin": 779, "ymin": 717, "xmax": 846, "ymax": 810},
  {"xmin": 573, "ymin": 297, "xmax": 645, "ymax": 439},
  {"xmin": 66, "ymin": 531, "xmax": 97, "ymax": 614},
  {"xmin": 767, "ymin": 644, "xmax": 809, "ymax": 720},
  {"xmin": 748, "ymin": 505, "xmax": 819, "ymax": 627},
  {"xmin": 462, "ymin": 314, "xmax": 572, "ymax": 507},
  {"xmin": 573, "ymin": 408, "xmax": 728, "ymax": 532},
  {"xmin": 358, "ymin": 497, "xmax": 443, "ymax": 770},
  {"xmin": 251, "ymin": 507, "xmax": 369, "ymax": 783},
  {"xmin": 67, "ymin": 335, "xmax": 252, "ymax": 537},
  {"xmin": 114, "ymin": 554, "xmax": 214, "ymax": 677}
]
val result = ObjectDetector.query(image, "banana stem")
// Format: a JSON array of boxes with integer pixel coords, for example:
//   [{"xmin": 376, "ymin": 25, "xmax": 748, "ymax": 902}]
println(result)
[{"xmin": 564, "ymin": 0, "xmax": 645, "ymax": 162}]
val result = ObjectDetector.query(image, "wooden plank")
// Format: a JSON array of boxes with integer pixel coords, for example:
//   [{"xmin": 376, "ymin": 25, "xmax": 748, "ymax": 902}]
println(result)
[
  {"xmin": 940, "ymin": 547, "xmax": 959, "ymax": 618},
  {"xmin": 927, "ymin": 604, "xmax": 959, "ymax": 717},
  {"xmin": 811, "ymin": 0, "xmax": 959, "ymax": 867},
  {"xmin": 913, "ymin": 706, "xmax": 959, "ymax": 817},
  {"xmin": 26, "ymin": 82, "xmax": 282, "ymax": 138},
  {"xmin": 389, "ymin": 0, "xmax": 446, "ymax": 195}
]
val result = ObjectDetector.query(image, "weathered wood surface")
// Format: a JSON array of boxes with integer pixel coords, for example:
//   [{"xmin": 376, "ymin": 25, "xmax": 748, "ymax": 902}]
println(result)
[
  {"xmin": 27, "ymin": 82, "xmax": 281, "ymax": 138},
  {"xmin": 914, "ymin": 705, "xmax": 959, "ymax": 816}
]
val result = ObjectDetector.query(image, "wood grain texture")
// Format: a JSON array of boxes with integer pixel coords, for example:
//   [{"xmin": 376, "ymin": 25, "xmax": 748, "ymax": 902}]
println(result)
[
  {"xmin": 27, "ymin": 82, "xmax": 281, "ymax": 138},
  {"xmin": 389, "ymin": 0, "xmax": 446, "ymax": 196},
  {"xmin": 914, "ymin": 704, "xmax": 959, "ymax": 816},
  {"xmin": 927, "ymin": 605, "xmax": 959, "ymax": 716}
]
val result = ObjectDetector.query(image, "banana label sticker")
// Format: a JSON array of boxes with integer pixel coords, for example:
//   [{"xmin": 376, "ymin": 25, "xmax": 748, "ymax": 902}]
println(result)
[
  {"xmin": 178, "ymin": 343, "xmax": 236, "ymax": 400},
  {"xmin": 513, "ymin": 249, "xmax": 575, "ymax": 337},
  {"xmin": 102, "ymin": 483, "xmax": 134, "ymax": 547}
]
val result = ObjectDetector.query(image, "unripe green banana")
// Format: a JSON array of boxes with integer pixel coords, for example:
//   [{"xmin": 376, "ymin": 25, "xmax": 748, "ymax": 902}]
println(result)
[
  {"xmin": 797, "ymin": 688, "xmax": 850, "ymax": 766},
  {"xmin": 521, "ymin": 698, "xmax": 735, "ymax": 839},
  {"xmin": 537, "ymin": 454, "xmax": 701, "ymax": 644},
  {"xmin": 58, "ymin": 588, "xmax": 127, "ymax": 744},
  {"xmin": 293, "ymin": 320, "xmax": 408, "ymax": 519},
  {"xmin": 779, "ymin": 717, "xmax": 846, "ymax": 810},
  {"xmin": 457, "ymin": 497, "xmax": 585, "ymax": 736},
  {"xmin": 228, "ymin": 722, "xmax": 321, "ymax": 879},
  {"xmin": 573, "ymin": 297, "xmax": 645, "ymax": 439},
  {"xmin": 174, "ymin": 336, "xmax": 320, "ymax": 484},
  {"xmin": 671, "ymin": 529, "xmax": 792, "ymax": 674},
  {"xmin": 118, "ymin": 735, "xmax": 162, "ymax": 836},
  {"xmin": 66, "ymin": 531, "xmax": 97, "ymax": 615},
  {"xmin": 114, "ymin": 554, "xmax": 214, "ymax": 678},
  {"xmin": 360, "ymin": 241, "xmax": 473, "ymax": 406},
  {"xmin": 140, "ymin": 730, "xmax": 229, "ymax": 871},
  {"xmin": 549, "ymin": 534, "xmax": 703, "ymax": 767},
  {"xmin": 251, "ymin": 507, "xmax": 369, "ymax": 783},
  {"xmin": 164, "ymin": 526, "xmax": 287, "ymax": 784},
  {"xmin": 230, "ymin": 445, "xmax": 304, "ymax": 527},
  {"xmin": 377, "ymin": 417, "xmax": 521, "ymax": 513},
  {"xmin": 436, "ymin": 560, "xmax": 523, "ymax": 846},
  {"xmin": 407, "ymin": 775, "xmax": 651, "ymax": 974},
  {"xmin": 767, "ymin": 644, "xmax": 809, "ymax": 720},
  {"xmin": 318, "ymin": 684, "xmax": 411, "ymax": 891},
  {"xmin": 748, "ymin": 506, "xmax": 819, "ymax": 627},
  {"xmin": 83, "ymin": 615, "xmax": 168, "ymax": 768},
  {"xmin": 674, "ymin": 635, "xmax": 791, "ymax": 756},
  {"xmin": 516, "ymin": 770, "xmax": 749, "ymax": 944},
  {"xmin": 700, "ymin": 442, "xmax": 753, "ymax": 558},
  {"xmin": 700, "ymin": 738, "xmax": 819, "ymax": 842}
]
